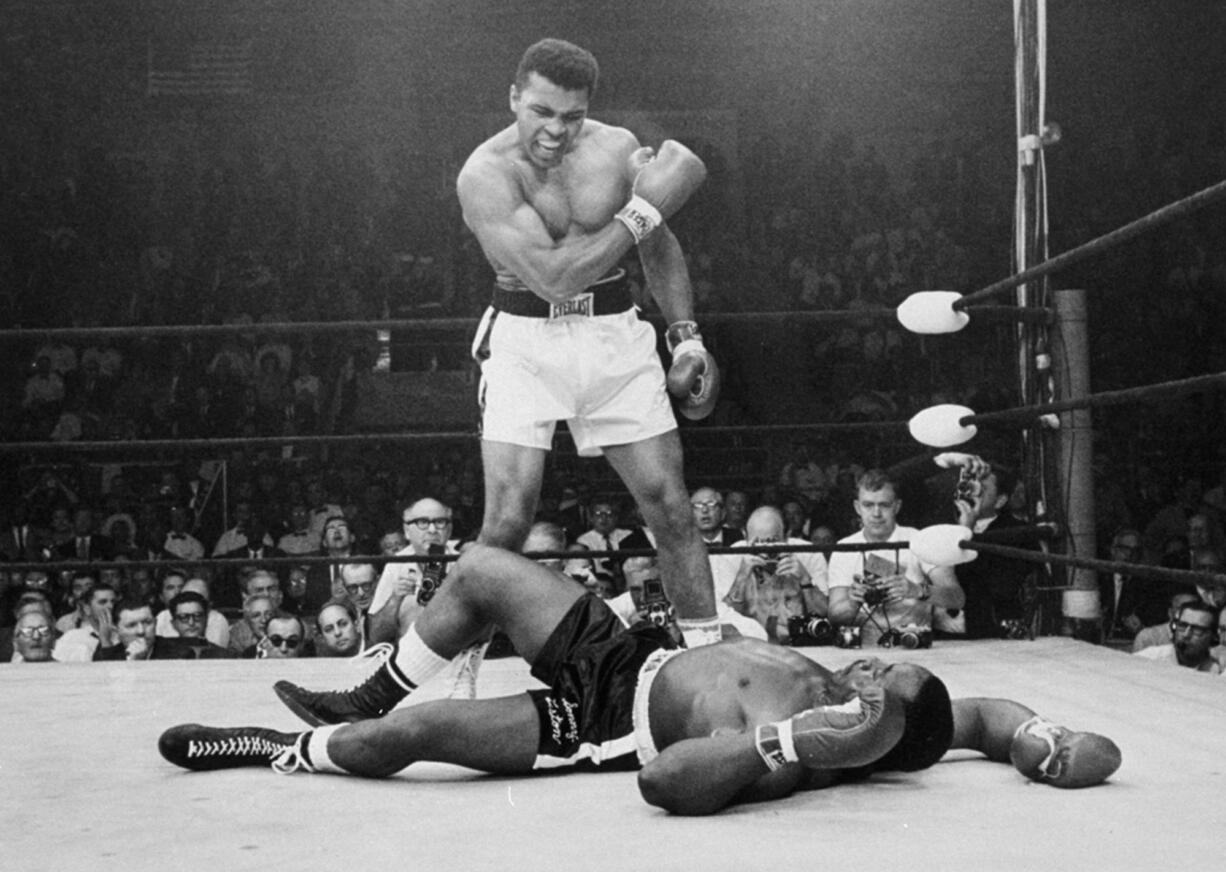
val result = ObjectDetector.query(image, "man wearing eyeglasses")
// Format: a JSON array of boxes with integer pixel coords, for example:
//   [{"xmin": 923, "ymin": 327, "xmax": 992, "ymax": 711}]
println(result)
[
  {"xmin": 339, "ymin": 563, "xmax": 378, "ymax": 622},
  {"xmin": 158, "ymin": 592, "xmax": 233, "ymax": 660},
  {"xmin": 252, "ymin": 614, "xmax": 309, "ymax": 659},
  {"xmin": 689, "ymin": 488, "xmax": 740, "ymax": 548},
  {"xmin": 1134, "ymin": 599, "xmax": 1222, "ymax": 674},
  {"xmin": 369, "ymin": 499, "xmax": 458, "ymax": 644},
  {"xmin": 11, "ymin": 609, "xmax": 56, "ymax": 663},
  {"xmin": 355, "ymin": 498, "xmax": 485, "ymax": 699},
  {"xmin": 575, "ymin": 499, "xmax": 631, "ymax": 581}
]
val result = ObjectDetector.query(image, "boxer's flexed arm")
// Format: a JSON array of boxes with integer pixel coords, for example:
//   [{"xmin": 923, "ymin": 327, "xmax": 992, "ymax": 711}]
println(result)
[
  {"xmin": 640, "ymin": 687, "xmax": 901, "ymax": 815},
  {"xmin": 637, "ymin": 731, "xmax": 808, "ymax": 816},
  {"xmin": 457, "ymin": 150, "xmax": 637, "ymax": 305}
]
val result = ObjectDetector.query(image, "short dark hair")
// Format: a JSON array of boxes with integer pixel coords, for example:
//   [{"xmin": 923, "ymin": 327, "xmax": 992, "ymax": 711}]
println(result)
[
  {"xmin": 113, "ymin": 598, "xmax": 153, "ymax": 621},
  {"xmin": 869, "ymin": 673, "xmax": 954, "ymax": 773},
  {"xmin": 855, "ymin": 468, "xmax": 897, "ymax": 497},
  {"xmin": 87, "ymin": 582, "xmax": 116, "ymax": 605},
  {"xmin": 515, "ymin": 38, "xmax": 599, "ymax": 97},
  {"xmin": 1176, "ymin": 599, "xmax": 1219, "ymax": 627},
  {"xmin": 169, "ymin": 590, "xmax": 209, "ymax": 617},
  {"xmin": 983, "ymin": 459, "xmax": 1018, "ymax": 502},
  {"xmin": 267, "ymin": 612, "xmax": 304, "ymax": 636},
  {"xmin": 836, "ymin": 672, "xmax": 954, "ymax": 784}
]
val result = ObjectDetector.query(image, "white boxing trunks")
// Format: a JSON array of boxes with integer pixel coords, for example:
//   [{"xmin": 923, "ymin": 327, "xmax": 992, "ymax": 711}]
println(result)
[
  {"xmin": 472, "ymin": 277, "xmax": 677, "ymax": 457},
  {"xmin": 633, "ymin": 645, "xmax": 684, "ymax": 766}
]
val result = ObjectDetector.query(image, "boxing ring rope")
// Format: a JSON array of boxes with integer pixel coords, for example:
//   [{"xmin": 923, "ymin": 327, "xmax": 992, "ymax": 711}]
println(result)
[
  {"xmin": 914, "ymin": 534, "xmax": 1226, "ymax": 595},
  {"xmin": 907, "ymin": 370, "xmax": 1226, "ymax": 447},
  {"xmin": 0, "ymin": 301, "xmax": 1047, "ymax": 346},
  {"xmin": 0, "ymin": 420, "xmax": 912, "ymax": 455},
  {"xmin": 955, "ymin": 177, "xmax": 1226, "ymax": 311}
]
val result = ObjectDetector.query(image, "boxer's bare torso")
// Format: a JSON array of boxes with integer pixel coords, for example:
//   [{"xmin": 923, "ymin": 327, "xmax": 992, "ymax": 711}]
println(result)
[
  {"xmin": 648, "ymin": 637, "xmax": 854, "ymax": 790},
  {"xmin": 456, "ymin": 73, "xmax": 639, "ymax": 300}
]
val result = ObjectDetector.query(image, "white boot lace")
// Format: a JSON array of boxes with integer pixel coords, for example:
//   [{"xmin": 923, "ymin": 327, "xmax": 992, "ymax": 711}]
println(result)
[{"xmin": 271, "ymin": 732, "xmax": 315, "ymax": 775}]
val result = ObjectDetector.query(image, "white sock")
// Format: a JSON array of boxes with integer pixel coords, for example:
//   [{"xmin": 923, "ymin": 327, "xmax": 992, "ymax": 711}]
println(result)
[
  {"xmin": 677, "ymin": 616, "xmax": 722, "ymax": 648},
  {"xmin": 393, "ymin": 625, "xmax": 452, "ymax": 688},
  {"xmin": 306, "ymin": 725, "xmax": 345, "ymax": 774}
]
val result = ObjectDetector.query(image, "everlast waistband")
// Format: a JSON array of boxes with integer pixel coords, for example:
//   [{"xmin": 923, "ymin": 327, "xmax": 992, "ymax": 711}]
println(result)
[{"xmin": 491, "ymin": 270, "xmax": 633, "ymax": 318}]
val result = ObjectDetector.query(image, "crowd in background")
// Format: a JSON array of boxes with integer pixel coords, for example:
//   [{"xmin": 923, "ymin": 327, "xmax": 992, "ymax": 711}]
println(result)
[{"xmin": 3, "ymin": 436, "xmax": 1225, "ymax": 667}]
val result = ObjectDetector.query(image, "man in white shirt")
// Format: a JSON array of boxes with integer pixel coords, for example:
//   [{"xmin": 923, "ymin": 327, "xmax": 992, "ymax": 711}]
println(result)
[
  {"xmin": 827, "ymin": 469, "xmax": 963, "ymax": 647},
  {"xmin": 52, "ymin": 583, "xmax": 117, "ymax": 662},
  {"xmin": 574, "ymin": 498, "xmax": 632, "ymax": 580},
  {"xmin": 607, "ymin": 554, "xmax": 765, "ymax": 640},
  {"xmin": 162, "ymin": 506, "xmax": 205, "ymax": 562},
  {"xmin": 369, "ymin": 498, "xmax": 458, "ymax": 643},
  {"xmin": 155, "ymin": 576, "xmax": 231, "ymax": 648},
  {"xmin": 721, "ymin": 506, "xmax": 828, "ymax": 644},
  {"xmin": 1134, "ymin": 599, "xmax": 1221, "ymax": 674}
]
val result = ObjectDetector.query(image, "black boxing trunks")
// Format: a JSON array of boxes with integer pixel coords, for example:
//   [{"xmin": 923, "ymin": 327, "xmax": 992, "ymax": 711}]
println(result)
[{"xmin": 527, "ymin": 593, "xmax": 677, "ymax": 772}]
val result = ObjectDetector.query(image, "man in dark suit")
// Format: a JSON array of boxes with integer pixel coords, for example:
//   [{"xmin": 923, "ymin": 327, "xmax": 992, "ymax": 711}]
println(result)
[
  {"xmin": 690, "ymin": 487, "xmax": 741, "ymax": 547},
  {"xmin": 53, "ymin": 506, "xmax": 114, "ymax": 564},
  {"xmin": 216, "ymin": 513, "xmax": 285, "ymax": 609},
  {"xmin": 305, "ymin": 515, "xmax": 358, "ymax": 613},
  {"xmin": 1099, "ymin": 527, "xmax": 1174, "ymax": 642},
  {"xmin": 0, "ymin": 502, "xmax": 46, "ymax": 562},
  {"xmin": 950, "ymin": 462, "xmax": 1036, "ymax": 639}
]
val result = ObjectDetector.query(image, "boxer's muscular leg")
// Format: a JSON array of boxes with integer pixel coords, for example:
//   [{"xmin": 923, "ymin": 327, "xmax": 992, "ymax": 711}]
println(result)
[
  {"xmin": 415, "ymin": 544, "xmax": 585, "ymax": 665},
  {"xmin": 477, "ymin": 440, "xmax": 546, "ymax": 551},
  {"xmin": 327, "ymin": 694, "xmax": 541, "ymax": 777},
  {"xmin": 603, "ymin": 431, "xmax": 718, "ymax": 623},
  {"xmin": 273, "ymin": 547, "xmax": 585, "ymax": 726}
]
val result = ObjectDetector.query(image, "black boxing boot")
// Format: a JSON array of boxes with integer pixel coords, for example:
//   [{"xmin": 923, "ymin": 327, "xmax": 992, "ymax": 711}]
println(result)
[
  {"xmin": 159, "ymin": 724, "xmax": 312, "ymax": 773},
  {"xmin": 275, "ymin": 650, "xmax": 415, "ymax": 726}
]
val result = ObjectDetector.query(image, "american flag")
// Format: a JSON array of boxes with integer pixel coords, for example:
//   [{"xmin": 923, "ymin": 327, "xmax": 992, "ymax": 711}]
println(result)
[{"xmin": 147, "ymin": 39, "xmax": 254, "ymax": 97}]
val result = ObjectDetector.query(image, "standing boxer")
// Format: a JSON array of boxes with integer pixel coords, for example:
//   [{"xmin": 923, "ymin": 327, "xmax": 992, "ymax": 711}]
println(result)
[
  {"xmin": 462, "ymin": 37, "xmax": 720, "ymax": 638},
  {"xmin": 274, "ymin": 38, "xmax": 725, "ymax": 724}
]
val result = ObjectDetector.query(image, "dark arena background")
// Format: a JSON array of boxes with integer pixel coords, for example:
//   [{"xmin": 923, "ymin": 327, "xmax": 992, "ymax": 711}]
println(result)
[{"xmin": 2, "ymin": 2, "xmax": 1224, "ymax": 869}]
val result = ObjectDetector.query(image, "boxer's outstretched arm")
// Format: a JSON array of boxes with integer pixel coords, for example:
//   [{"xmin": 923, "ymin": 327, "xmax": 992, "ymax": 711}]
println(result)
[
  {"xmin": 952, "ymin": 697, "xmax": 1122, "ymax": 788},
  {"xmin": 951, "ymin": 697, "xmax": 1036, "ymax": 761},
  {"xmin": 638, "ymin": 733, "xmax": 805, "ymax": 816}
]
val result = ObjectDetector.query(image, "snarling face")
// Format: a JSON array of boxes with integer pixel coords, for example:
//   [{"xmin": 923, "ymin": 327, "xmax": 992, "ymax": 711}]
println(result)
[{"xmin": 511, "ymin": 72, "xmax": 588, "ymax": 170}]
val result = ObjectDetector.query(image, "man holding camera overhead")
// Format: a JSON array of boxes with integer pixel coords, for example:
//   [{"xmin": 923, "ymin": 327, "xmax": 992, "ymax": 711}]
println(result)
[{"xmin": 827, "ymin": 469, "xmax": 964, "ymax": 648}]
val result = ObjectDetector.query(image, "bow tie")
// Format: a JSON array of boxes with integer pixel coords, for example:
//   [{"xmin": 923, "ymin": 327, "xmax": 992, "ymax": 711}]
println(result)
[{"xmin": 170, "ymin": 533, "xmax": 185, "ymax": 540}]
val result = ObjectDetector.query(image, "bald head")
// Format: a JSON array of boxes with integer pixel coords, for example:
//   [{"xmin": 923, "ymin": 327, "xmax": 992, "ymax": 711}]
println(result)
[{"xmin": 745, "ymin": 506, "xmax": 785, "ymax": 544}]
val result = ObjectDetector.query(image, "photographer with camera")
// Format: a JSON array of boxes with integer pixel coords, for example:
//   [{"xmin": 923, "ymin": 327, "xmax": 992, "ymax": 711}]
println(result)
[
  {"xmin": 723, "ymin": 506, "xmax": 828, "ymax": 645},
  {"xmin": 609, "ymin": 555, "xmax": 767, "ymax": 640},
  {"xmin": 827, "ymin": 469, "xmax": 964, "ymax": 648},
  {"xmin": 945, "ymin": 457, "xmax": 1037, "ymax": 639},
  {"xmin": 366, "ymin": 497, "xmax": 483, "ymax": 699}
]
